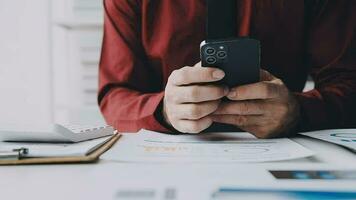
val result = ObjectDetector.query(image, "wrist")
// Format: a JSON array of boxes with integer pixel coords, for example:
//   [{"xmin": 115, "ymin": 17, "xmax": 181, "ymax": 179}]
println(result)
[{"xmin": 283, "ymin": 93, "xmax": 302, "ymax": 137}]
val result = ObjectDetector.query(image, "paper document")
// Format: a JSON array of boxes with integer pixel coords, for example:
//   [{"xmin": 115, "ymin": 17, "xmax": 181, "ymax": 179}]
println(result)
[
  {"xmin": 110, "ymin": 130, "xmax": 313, "ymax": 163},
  {"xmin": 300, "ymin": 129, "xmax": 356, "ymax": 152}
]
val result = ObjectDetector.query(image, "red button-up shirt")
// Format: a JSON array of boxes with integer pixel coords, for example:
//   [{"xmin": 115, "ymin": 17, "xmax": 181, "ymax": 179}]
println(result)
[{"xmin": 99, "ymin": 0, "xmax": 356, "ymax": 133}]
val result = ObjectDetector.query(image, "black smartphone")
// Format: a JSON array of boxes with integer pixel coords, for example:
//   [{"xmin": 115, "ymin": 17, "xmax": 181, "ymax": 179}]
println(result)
[{"xmin": 200, "ymin": 38, "xmax": 261, "ymax": 87}]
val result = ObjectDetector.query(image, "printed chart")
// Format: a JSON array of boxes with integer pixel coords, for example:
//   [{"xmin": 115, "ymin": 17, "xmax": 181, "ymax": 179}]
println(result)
[
  {"xmin": 330, "ymin": 133, "xmax": 356, "ymax": 142},
  {"xmin": 112, "ymin": 130, "xmax": 313, "ymax": 163},
  {"xmin": 301, "ymin": 129, "xmax": 356, "ymax": 152}
]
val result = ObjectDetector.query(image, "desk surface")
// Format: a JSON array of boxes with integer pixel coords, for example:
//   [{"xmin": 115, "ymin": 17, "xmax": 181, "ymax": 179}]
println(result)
[{"xmin": 1, "ymin": 136, "xmax": 356, "ymax": 200}]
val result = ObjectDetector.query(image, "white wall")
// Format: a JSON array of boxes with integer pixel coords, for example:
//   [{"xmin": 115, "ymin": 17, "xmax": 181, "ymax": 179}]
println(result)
[{"xmin": 0, "ymin": 0, "xmax": 52, "ymax": 124}]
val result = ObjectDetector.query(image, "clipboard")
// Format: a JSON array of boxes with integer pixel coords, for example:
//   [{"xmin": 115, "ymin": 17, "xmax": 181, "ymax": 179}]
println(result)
[{"xmin": 0, "ymin": 134, "xmax": 121, "ymax": 165}]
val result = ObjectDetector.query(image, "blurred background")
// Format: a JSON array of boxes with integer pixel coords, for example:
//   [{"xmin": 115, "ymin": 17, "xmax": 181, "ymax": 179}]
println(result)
[
  {"xmin": 0, "ymin": 0, "xmax": 314, "ymax": 126},
  {"xmin": 0, "ymin": 0, "xmax": 105, "ymax": 125}
]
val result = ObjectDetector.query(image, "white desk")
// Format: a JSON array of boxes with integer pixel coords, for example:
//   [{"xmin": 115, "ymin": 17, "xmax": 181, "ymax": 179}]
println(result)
[{"xmin": 1, "ymin": 136, "xmax": 356, "ymax": 200}]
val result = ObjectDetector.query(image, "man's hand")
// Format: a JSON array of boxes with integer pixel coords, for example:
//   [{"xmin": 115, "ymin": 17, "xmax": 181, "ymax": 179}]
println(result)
[
  {"xmin": 212, "ymin": 70, "xmax": 300, "ymax": 138},
  {"xmin": 163, "ymin": 62, "xmax": 228, "ymax": 134}
]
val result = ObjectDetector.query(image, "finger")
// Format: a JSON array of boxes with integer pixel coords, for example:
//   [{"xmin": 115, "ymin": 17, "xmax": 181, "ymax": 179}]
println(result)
[
  {"xmin": 174, "ymin": 84, "xmax": 228, "ymax": 103},
  {"xmin": 260, "ymin": 69, "xmax": 285, "ymax": 86},
  {"xmin": 176, "ymin": 116, "xmax": 213, "ymax": 134},
  {"xmin": 169, "ymin": 64, "xmax": 225, "ymax": 86},
  {"xmin": 214, "ymin": 100, "xmax": 265, "ymax": 115},
  {"xmin": 173, "ymin": 100, "xmax": 220, "ymax": 120},
  {"xmin": 260, "ymin": 69, "xmax": 275, "ymax": 81},
  {"xmin": 227, "ymin": 81, "xmax": 280, "ymax": 100},
  {"xmin": 211, "ymin": 115, "xmax": 265, "ymax": 127}
]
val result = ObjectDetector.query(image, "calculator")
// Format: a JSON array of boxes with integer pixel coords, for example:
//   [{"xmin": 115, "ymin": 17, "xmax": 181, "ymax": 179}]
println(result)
[{"xmin": 0, "ymin": 123, "xmax": 115, "ymax": 143}]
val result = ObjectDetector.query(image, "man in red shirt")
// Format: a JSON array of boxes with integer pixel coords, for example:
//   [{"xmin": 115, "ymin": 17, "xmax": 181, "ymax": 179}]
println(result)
[{"xmin": 98, "ymin": 0, "xmax": 356, "ymax": 138}]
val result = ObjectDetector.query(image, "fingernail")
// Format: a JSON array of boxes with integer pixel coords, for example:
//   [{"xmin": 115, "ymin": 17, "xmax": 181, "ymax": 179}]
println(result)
[
  {"xmin": 212, "ymin": 70, "xmax": 225, "ymax": 79},
  {"xmin": 228, "ymin": 90, "xmax": 236, "ymax": 98}
]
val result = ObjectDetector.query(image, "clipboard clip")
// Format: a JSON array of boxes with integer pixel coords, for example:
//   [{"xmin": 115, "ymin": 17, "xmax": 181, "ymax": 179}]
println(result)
[{"xmin": 0, "ymin": 148, "xmax": 29, "ymax": 160}]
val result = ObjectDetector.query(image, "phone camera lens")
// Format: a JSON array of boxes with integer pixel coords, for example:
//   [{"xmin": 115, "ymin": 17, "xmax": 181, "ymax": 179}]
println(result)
[
  {"xmin": 205, "ymin": 47, "xmax": 216, "ymax": 55},
  {"xmin": 217, "ymin": 51, "xmax": 227, "ymax": 59},
  {"xmin": 206, "ymin": 56, "xmax": 217, "ymax": 64}
]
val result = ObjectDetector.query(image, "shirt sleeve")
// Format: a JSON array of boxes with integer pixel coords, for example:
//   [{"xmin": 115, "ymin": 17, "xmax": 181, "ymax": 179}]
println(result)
[
  {"xmin": 295, "ymin": 1, "xmax": 356, "ymax": 131},
  {"xmin": 98, "ymin": 0, "xmax": 170, "ymax": 133}
]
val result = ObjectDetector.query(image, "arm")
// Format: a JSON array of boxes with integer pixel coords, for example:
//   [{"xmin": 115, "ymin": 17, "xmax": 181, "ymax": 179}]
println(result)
[
  {"xmin": 99, "ymin": 0, "xmax": 227, "ymax": 134},
  {"xmin": 98, "ymin": 0, "xmax": 167, "ymax": 132},
  {"xmin": 211, "ymin": 1, "xmax": 356, "ymax": 138},
  {"xmin": 295, "ymin": 1, "xmax": 356, "ymax": 131}
]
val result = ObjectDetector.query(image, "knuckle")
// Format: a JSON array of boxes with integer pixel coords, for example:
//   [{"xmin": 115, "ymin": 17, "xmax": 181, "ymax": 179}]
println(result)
[
  {"xmin": 211, "ymin": 100, "xmax": 221, "ymax": 111},
  {"xmin": 170, "ymin": 95, "xmax": 182, "ymax": 104},
  {"xmin": 181, "ymin": 66, "xmax": 191, "ymax": 74},
  {"xmin": 172, "ymin": 94, "xmax": 182, "ymax": 103},
  {"xmin": 171, "ymin": 122, "xmax": 183, "ymax": 132},
  {"xmin": 239, "ymin": 102, "xmax": 250, "ymax": 114},
  {"xmin": 263, "ymin": 82, "xmax": 276, "ymax": 98},
  {"xmin": 262, "ymin": 83, "xmax": 272, "ymax": 98},
  {"xmin": 179, "ymin": 127, "xmax": 189, "ymax": 134},
  {"xmin": 256, "ymin": 102, "xmax": 264, "ymax": 113},
  {"xmin": 187, "ymin": 117, "xmax": 212, "ymax": 134},
  {"xmin": 274, "ymin": 85, "xmax": 283, "ymax": 97},
  {"xmin": 173, "ymin": 67, "xmax": 192, "ymax": 84},
  {"xmin": 169, "ymin": 70, "xmax": 181, "ymax": 83},
  {"xmin": 275, "ymin": 78, "xmax": 283, "ymax": 85},
  {"xmin": 188, "ymin": 122, "xmax": 201, "ymax": 134},
  {"xmin": 170, "ymin": 69, "xmax": 179, "ymax": 78},
  {"xmin": 169, "ymin": 110, "xmax": 181, "ymax": 120},
  {"xmin": 201, "ymin": 67, "xmax": 213, "ymax": 76},
  {"xmin": 215, "ymin": 87, "xmax": 226, "ymax": 97},
  {"xmin": 189, "ymin": 86, "xmax": 200, "ymax": 100},
  {"xmin": 188, "ymin": 105, "xmax": 203, "ymax": 119},
  {"xmin": 165, "ymin": 91, "xmax": 174, "ymax": 102},
  {"xmin": 166, "ymin": 92, "xmax": 179, "ymax": 103},
  {"xmin": 208, "ymin": 87, "xmax": 222, "ymax": 99},
  {"xmin": 182, "ymin": 66, "xmax": 191, "ymax": 70},
  {"xmin": 234, "ymin": 116, "xmax": 247, "ymax": 126},
  {"xmin": 176, "ymin": 121, "xmax": 189, "ymax": 133},
  {"xmin": 198, "ymin": 69, "xmax": 208, "ymax": 79}
]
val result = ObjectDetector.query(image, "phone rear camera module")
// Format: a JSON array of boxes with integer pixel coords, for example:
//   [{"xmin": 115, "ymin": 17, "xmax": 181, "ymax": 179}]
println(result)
[
  {"xmin": 217, "ymin": 51, "xmax": 227, "ymax": 59},
  {"xmin": 206, "ymin": 56, "xmax": 217, "ymax": 64},
  {"xmin": 205, "ymin": 47, "xmax": 216, "ymax": 55}
]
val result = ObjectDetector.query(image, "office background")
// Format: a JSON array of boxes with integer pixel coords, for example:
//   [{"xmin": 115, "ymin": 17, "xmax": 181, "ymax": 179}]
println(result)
[
  {"xmin": 0, "ymin": 0, "xmax": 314, "ymax": 126},
  {"xmin": 0, "ymin": 0, "xmax": 104, "ymax": 125}
]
